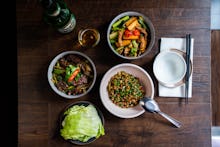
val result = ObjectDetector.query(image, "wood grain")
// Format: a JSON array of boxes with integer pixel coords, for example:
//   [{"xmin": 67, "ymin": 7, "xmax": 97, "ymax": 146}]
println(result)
[
  {"xmin": 211, "ymin": 30, "xmax": 220, "ymax": 126},
  {"xmin": 17, "ymin": 0, "xmax": 211, "ymax": 146}
]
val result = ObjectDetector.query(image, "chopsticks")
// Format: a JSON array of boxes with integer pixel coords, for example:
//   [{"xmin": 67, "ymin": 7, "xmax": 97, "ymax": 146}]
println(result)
[{"xmin": 185, "ymin": 34, "xmax": 191, "ymax": 104}]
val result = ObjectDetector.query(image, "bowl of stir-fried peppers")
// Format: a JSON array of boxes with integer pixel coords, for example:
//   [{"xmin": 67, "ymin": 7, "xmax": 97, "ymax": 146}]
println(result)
[
  {"xmin": 48, "ymin": 51, "xmax": 97, "ymax": 99},
  {"xmin": 107, "ymin": 11, "xmax": 155, "ymax": 60}
]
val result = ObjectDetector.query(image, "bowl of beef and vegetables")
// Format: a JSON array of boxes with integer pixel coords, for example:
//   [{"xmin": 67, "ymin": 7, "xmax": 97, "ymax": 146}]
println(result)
[
  {"xmin": 48, "ymin": 51, "xmax": 96, "ymax": 99},
  {"xmin": 107, "ymin": 11, "xmax": 155, "ymax": 60}
]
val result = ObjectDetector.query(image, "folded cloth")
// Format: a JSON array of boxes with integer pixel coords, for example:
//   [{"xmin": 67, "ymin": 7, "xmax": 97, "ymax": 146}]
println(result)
[{"xmin": 158, "ymin": 37, "xmax": 194, "ymax": 98}]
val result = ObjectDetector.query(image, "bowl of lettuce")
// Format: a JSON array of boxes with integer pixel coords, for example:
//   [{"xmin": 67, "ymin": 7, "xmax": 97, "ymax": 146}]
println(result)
[{"xmin": 59, "ymin": 101, "xmax": 105, "ymax": 145}]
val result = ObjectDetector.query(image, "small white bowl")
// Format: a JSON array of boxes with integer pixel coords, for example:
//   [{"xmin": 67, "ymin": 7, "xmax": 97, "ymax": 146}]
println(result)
[
  {"xmin": 99, "ymin": 63, "xmax": 154, "ymax": 118},
  {"xmin": 153, "ymin": 51, "xmax": 186, "ymax": 87}
]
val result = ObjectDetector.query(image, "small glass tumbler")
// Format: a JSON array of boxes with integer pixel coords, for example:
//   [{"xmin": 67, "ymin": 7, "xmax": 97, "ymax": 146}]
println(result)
[{"xmin": 78, "ymin": 28, "xmax": 100, "ymax": 48}]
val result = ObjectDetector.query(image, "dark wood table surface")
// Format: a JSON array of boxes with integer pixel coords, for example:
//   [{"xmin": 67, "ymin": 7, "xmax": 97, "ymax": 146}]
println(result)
[{"xmin": 17, "ymin": 0, "xmax": 212, "ymax": 146}]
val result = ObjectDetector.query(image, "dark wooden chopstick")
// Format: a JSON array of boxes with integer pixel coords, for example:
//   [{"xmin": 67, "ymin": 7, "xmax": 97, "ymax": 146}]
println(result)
[{"xmin": 185, "ymin": 34, "xmax": 191, "ymax": 104}]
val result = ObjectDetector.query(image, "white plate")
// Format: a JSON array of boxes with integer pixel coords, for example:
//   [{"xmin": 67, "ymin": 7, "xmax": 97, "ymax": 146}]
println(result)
[{"xmin": 99, "ymin": 63, "xmax": 154, "ymax": 118}]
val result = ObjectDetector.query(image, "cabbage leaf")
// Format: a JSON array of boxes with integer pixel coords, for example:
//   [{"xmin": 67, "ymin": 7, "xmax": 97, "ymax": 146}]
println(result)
[{"xmin": 60, "ymin": 104, "xmax": 105, "ymax": 142}]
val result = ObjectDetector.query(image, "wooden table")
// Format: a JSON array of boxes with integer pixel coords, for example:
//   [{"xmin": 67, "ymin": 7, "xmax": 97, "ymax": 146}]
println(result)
[{"xmin": 17, "ymin": 0, "xmax": 211, "ymax": 146}]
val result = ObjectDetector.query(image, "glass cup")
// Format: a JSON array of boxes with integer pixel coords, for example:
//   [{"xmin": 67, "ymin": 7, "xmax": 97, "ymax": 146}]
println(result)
[{"xmin": 78, "ymin": 28, "xmax": 100, "ymax": 48}]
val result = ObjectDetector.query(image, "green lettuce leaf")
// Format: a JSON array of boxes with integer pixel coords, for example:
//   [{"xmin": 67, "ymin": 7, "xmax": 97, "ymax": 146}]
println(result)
[{"xmin": 60, "ymin": 104, "xmax": 105, "ymax": 142}]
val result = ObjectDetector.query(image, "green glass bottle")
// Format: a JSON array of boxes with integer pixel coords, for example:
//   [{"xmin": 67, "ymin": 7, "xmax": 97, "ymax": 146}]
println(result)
[{"xmin": 41, "ymin": 0, "xmax": 76, "ymax": 33}]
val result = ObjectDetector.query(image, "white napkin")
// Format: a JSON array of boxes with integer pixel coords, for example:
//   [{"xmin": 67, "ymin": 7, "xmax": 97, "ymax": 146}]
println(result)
[{"xmin": 158, "ymin": 37, "xmax": 194, "ymax": 98}]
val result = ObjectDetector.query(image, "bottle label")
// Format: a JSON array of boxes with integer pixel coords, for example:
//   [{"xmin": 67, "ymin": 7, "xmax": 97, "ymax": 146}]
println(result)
[{"xmin": 58, "ymin": 14, "xmax": 76, "ymax": 33}]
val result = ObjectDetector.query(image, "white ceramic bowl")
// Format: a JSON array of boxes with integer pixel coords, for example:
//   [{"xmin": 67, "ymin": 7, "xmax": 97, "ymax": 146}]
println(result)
[
  {"xmin": 99, "ymin": 63, "xmax": 154, "ymax": 118},
  {"xmin": 47, "ymin": 51, "xmax": 97, "ymax": 99},
  {"xmin": 107, "ymin": 11, "xmax": 155, "ymax": 60},
  {"xmin": 153, "ymin": 51, "xmax": 186, "ymax": 87}
]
